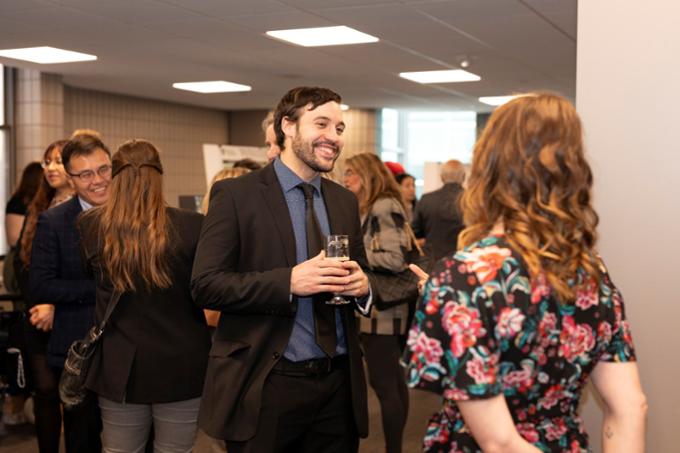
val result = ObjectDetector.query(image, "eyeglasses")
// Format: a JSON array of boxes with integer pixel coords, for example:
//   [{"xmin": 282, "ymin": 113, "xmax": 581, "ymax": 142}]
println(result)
[
  {"xmin": 41, "ymin": 158, "xmax": 63, "ymax": 168},
  {"xmin": 68, "ymin": 164, "xmax": 112, "ymax": 183}
]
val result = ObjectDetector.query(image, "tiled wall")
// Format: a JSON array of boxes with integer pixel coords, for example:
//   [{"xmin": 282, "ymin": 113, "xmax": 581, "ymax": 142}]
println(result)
[
  {"xmin": 14, "ymin": 72, "xmax": 375, "ymax": 204},
  {"xmin": 15, "ymin": 70, "xmax": 65, "ymax": 172},
  {"xmin": 63, "ymin": 87, "xmax": 229, "ymax": 206}
]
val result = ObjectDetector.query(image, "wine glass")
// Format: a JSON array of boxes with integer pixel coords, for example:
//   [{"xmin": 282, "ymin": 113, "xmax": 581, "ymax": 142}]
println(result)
[{"xmin": 325, "ymin": 234, "xmax": 351, "ymax": 305}]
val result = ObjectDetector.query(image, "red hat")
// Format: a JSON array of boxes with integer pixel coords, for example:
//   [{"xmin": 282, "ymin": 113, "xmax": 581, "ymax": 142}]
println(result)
[{"xmin": 384, "ymin": 161, "xmax": 405, "ymax": 177}]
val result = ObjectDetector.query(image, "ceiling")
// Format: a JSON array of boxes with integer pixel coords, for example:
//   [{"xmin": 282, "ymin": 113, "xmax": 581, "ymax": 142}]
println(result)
[{"xmin": 0, "ymin": 0, "xmax": 577, "ymax": 112}]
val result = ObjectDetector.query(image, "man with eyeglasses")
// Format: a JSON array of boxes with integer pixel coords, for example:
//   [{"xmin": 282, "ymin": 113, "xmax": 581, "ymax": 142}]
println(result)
[{"xmin": 29, "ymin": 134, "xmax": 112, "ymax": 453}]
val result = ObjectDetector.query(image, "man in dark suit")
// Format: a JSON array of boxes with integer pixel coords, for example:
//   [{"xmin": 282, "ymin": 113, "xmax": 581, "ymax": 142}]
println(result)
[
  {"xmin": 412, "ymin": 159, "xmax": 466, "ymax": 261},
  {"xmin": 29, "ymin": 134, "xmax": 112, "ymax": 452},
  {"xmin": 192, "ymin": 86, "xmax": 372, "ymax": 453}
]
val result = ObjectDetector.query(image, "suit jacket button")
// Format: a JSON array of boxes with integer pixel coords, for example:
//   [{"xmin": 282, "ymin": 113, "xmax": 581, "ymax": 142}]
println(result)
[{"xmin": 272, "ymin": 352, "xmax": 280, "ymax": 360}]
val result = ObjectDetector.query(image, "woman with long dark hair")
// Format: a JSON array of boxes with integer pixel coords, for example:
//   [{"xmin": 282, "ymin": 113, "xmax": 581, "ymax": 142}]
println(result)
[
  {"xmin": 344, "ymin": 152, "xmax": 412, "ymax": 453},
  {"xmin": 5, "ymin": 161, "xmax": 43, "ymax": 247},
  {"xmin": 78, "ymin": 139, "xmax": 210, "ymax": 452},
  {"xmin": 15, "ymin": 140, "xmax": 73, "ymax": 453},
  {"xmin": 405, "ymin": 93, "xmax": 646, "ymax": 452}
]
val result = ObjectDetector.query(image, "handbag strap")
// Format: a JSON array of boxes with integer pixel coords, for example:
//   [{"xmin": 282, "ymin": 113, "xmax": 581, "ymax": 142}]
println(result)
[{"xmin": 94, "ymin": 290, "xmax": 122, "ymax": 337}]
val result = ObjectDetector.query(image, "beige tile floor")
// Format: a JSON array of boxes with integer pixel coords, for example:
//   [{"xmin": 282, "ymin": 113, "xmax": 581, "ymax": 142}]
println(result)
[{"xmin": 0, "ymin": 387, "xmax": 441, "ymax": 453}]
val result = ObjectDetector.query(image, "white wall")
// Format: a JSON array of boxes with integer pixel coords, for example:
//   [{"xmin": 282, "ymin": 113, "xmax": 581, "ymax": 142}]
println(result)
[{"xmin": 576, "ymin": 1, "xmax": 680, "ymax": 451}]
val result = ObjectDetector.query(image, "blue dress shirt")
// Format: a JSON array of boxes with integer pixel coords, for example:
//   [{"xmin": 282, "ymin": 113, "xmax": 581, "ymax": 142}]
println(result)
[{"xmin": 273, "ymin": 158, "xmax": 348, "ymax": 360}]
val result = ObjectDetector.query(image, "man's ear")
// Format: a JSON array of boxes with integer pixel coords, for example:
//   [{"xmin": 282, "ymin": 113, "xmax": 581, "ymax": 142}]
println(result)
[{"xmin": 281, "ymin": 116, "xmax": 297, "ymax": 140}]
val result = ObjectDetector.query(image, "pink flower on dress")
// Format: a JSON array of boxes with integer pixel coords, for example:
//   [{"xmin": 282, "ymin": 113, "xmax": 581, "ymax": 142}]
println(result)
[
  {"xmin": 407, "ymin": 330, "xmax": 444, "ymax": 366},
  {"xmin": 443, "ymin": 388, "xmax": 469, "ymax": 401},
  {"xmin": 461, "ymin": 245, "xmax": 512, "ymax": 284},
  {"xmin": 559, "ymin": 316, "xmax": 596, "ymax": 361},
  {"xmin": 442, "ymin": 302, "xmax": 485, "ymax": 357},
  {"xmin": 502, "ymin": 361, "xmax": 534, "ymax": 391},
  {"xmin": 598, "ymin": 321, "xmax": 613, "ymax": 344},
  {"xmin": 496, "ymin": 307, "xmax": 525, "ymax": 338},
  {"xmin": 465, "ymin": 352, "xmax": 498, "ymax": 385},
  {"xmin": 531, "ymin": 272, "xmax": 552, "ymax": 303},
  {"xmin": 545, "ymin": 418, "xmax": 568, "ymax": 441},
  {"xmin": 575, "ymin": 278, "xmax": 598, "ymax": 310},
  {"xmin": 541, "ymin": 384, "xmax": 565, "ymax": 409},
  {"xmin": 516, "ymin": 423, "xmax": 540, "ymax": 443}
]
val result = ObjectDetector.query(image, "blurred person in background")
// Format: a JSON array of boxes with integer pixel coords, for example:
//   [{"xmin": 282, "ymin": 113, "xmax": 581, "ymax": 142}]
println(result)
[
  {"xmin": 411, "ymin": 159, "xmax": 465, "ymax": 261},
  {"xmin": 79, "ymin": 139, "xmax": 211, "ymax": 452},
  {"xmin": 395, "ymin": 172, "xmax": 417, "ymax": 221},
  {"xmin": 15, "ymin": 140, "xmax": 73, "ymax": 453},
  {"xmin": 344, "ymin": 152, "xmax": 411, "ymax": 453},
  {"xmin": 262, "ymin": 111, "xmax": 282, "ymax": 162},
  {"xmin": 405, "ymin": 93, "xmax": 646, "ymax": 452},
  {"xmin": 233, "ymin": 158, "xmax": 262, "ymax": 171},
  {"xmin": 5, "ymin": 161, "xmax": 43, "ymax": 247}
]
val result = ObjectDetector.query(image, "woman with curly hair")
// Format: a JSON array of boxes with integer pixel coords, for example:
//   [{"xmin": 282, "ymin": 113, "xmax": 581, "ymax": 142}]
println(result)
[{"xmin": 405, "ymin": 93, "xmax": 646, "ymax": 452}]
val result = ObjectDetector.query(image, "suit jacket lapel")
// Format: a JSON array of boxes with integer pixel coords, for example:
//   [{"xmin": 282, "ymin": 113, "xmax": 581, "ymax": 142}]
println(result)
[{"xmin": 259, "ymin": 165, "xmax": 297, "ymax": 267}]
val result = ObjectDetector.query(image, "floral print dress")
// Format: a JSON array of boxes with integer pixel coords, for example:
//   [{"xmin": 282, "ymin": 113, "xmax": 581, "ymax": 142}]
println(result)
[{"xmin": 404, "ymin": 234, "xmax": 636, "ymax": 452}]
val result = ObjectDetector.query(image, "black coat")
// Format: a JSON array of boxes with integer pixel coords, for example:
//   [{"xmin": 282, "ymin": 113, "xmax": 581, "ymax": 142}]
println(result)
[
  {"xmin": 79, "ymin": 207, "xmax": 211, "ymax": 404},
  {"xmin": 412, "ymin": 183, "xmax": 465, "ymax": 261},
  {"xmin": 191, "ymin": 164, "xmax": 369, "ymax": 441}
]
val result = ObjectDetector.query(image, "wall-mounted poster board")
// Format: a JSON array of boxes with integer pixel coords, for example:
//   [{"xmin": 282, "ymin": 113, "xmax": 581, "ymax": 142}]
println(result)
[{"xmin": 202, "ymin": 144, "xmax": 267, "ymax": 187}]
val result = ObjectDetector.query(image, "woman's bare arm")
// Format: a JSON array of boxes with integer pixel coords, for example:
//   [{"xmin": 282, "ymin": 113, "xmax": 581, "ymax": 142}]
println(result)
[{"xmin": 590, "ymin": 362, "xmax": 647, "ymax": 453}]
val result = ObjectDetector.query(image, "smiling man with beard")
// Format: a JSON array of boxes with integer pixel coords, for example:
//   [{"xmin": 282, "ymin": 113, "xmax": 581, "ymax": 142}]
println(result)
[{"xmin": 192, "ymin": 86, "xmax": 372, "ymax": 453}]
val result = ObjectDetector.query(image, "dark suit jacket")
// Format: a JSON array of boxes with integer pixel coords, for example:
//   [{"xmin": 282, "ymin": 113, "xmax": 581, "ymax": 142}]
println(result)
[
  {"xmin": 79, "ymin": 208, "xmax": 211, "ymax": 404},
  {"xmin": 412, "ymin": 183, "xmax": 465, "ymax": 262},
  {"xmin": 29, "ymin": 197, "xmax": 96, "ymax": 367},
  {"xmin": 191, "ymin": 164, "xmax": 369, "ymax": 442}
]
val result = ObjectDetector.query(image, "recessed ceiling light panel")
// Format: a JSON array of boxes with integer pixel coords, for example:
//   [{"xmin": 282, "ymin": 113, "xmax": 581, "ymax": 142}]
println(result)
[
  {"xmin": 266, "ymin": 26, "xmax": 379, "ymax": 47},
  {"xmin": 399, "ymin": 69, "xmax": 481, "ymax": 84},
  {"xmin": 172, "ymin": 81, "xmax": 252, "ymax": 94},
  {"xmin": 0, "ymin": 46, "xmax": 97, "ymax": 64},
  {"xmin": 478, "ymin": 95, "xmax": 521, "ymax": 106},
  {"xmin": 340, "ymin": 104, "xmax": 350, "ymax": 111}
]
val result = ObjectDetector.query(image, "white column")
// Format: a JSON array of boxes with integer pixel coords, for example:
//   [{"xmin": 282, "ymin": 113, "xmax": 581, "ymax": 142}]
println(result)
[{"xmin": 576, "ymin": 1, "xmax": 680, "ymax": 451}]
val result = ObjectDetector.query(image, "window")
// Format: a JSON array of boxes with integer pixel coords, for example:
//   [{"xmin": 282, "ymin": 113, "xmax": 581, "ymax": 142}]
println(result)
[{"xmin": 379, "ymin": 108, "xmax": 476, "ymax": 197}]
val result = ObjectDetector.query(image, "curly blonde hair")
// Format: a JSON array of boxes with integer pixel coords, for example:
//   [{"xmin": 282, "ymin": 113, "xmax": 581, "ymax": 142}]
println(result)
[{"xmin": 459, "ymin": 92, "xmax": 599, "ymax": 301}]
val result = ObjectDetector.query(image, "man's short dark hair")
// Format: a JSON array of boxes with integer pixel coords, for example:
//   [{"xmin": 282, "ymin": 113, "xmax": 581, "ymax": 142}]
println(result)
[
  {"xmin": 62, "ymin": 134, "xmax": 111, "ymax": 172},
  {"xmin": 273, "ymin": 86, "xmax": 342, "ymax": 150}
]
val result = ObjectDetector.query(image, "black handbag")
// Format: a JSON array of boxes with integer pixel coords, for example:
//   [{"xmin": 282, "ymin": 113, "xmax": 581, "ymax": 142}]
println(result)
[
  {"xmin": 368, "ymin": 218, "xmax": 433, "ymax": 311},
  {"xmin": 59, "ymin": 290, "xmax": 120, "ymax": 409}
]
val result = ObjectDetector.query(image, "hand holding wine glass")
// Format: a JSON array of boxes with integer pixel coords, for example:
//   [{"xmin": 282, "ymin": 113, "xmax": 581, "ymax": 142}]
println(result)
[{"xmin": 325, "ymin": 235, "xmax": 351, "ymax": 305}]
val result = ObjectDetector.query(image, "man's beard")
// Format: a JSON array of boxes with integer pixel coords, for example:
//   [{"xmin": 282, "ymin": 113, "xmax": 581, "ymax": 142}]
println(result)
[{"xmin": 291, "ymin": 134, "xmax": 340, "ymax": 173}]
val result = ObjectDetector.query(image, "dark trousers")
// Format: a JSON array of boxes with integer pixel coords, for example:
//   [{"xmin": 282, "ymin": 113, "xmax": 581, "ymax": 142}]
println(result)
[
  {"xmin": 361, "ymin": 334, "xmax": 409, "ymax": 453},
  {"xmin": 226, "ymin": 364, "xmax": 358, "ymax": 453},
  {"xmin": 56, "ymin": 368, "xmax": 102, "ymax": 453}
]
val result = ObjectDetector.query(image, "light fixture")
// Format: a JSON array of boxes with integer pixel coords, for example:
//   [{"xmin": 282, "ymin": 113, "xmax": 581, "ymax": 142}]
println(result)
[
  {"xmin": 172, "ymin": 81, "xmax": 251, "ymax": 94},
  {"xmin": 340, "ymin": 104, "xmax": 350, "ymax": 111},
  {"xmin": 457, "ymin": 55, "xmax": 471, "ymax": 69},
  {"xmin": 0, "ymin": 46, "xmax": 97, "ymax": 64},
  {"xmin": 478, "ymin": 95, "xmax": 520, "ymax": 106},
  {"xmin": 266, "ymin": 26, "xmax": 379, "ymax": 47},
  {"xmin": 399, "ymin": 69, "xmax": 480, "ymax": 84}
]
